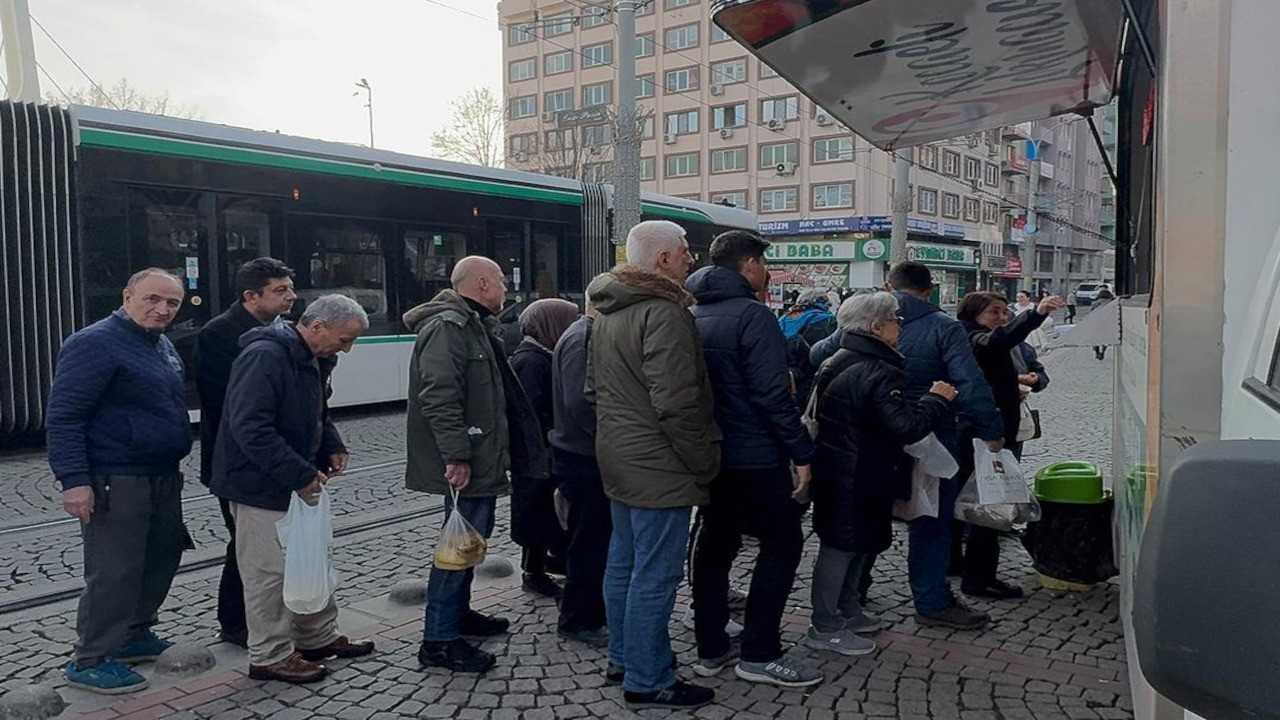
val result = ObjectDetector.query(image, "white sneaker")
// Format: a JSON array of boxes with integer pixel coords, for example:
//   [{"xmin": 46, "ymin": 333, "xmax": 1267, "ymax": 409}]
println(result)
[
  {"xmin": 802, "ymin": 626, "xmax": 876, "ymax": 657},
  {"xmin": 682, "ymin": 608, "xmax": 744, "ymax": 638}
]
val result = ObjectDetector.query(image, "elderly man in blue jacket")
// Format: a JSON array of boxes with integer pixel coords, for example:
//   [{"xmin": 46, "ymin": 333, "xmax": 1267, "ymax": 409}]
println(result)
[
  {"xmin": 810, "ymin": 262, "xmax": 1005, "ymax": 629},
  {"xmin": 685, "ymin": 231, "xmax": 822, "ymax": 688},
  {"xmin": 47, "ymin": 268, "xmax": 193, "ymax": 695}
]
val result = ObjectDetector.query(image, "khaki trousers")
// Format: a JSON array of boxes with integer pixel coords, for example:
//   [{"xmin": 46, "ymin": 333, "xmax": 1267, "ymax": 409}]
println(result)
[{"xmin": 231, "ymin": 502, "xmax": 339, "ymax": 666}]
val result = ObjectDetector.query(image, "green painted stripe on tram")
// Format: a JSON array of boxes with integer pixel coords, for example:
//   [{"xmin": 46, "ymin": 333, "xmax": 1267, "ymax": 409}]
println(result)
[
  {"xmin": 354, "ymin": 335, "xmax": 416, "ymax": 345},
  {"xmin": 78, "ymin": 128, "xmax": 715, "ymax": 224}
]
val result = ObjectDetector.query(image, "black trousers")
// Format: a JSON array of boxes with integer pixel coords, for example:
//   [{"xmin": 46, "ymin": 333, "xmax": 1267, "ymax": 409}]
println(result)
[
  {"xmin": 216, "ymin": 498, "xmax": 247, "ymax": 636},
  {"xmin": 75, "ymin": 474, "xmax": 185, "ymax": 667},
  {"xmin": 556, "ymin": 469, "xmax": 611, "ymax": 632},
  {"xmin": 691, "ymin": 466, "xmax": 805, "ymax": 663},
  {"xmin": 952, "ymin": 438, "xmax": 1023, "ymax": 584}
]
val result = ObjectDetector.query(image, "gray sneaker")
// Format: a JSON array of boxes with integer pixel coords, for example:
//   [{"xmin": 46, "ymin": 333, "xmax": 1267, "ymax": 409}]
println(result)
[
  {"xmin": 692, "ymin": 646, "xmax": 740, "ymax": 677},
  {"xmin": 842, "ymin": 611, "xmax": 883, "ymax": 634},
  {"xmin": 734, "ymin": 654, "xmax": 823, "ymax": 688},
  {"xmin": 802, "ymin": 626, "xmax": 876, "ymax": 657},
  {"xmin": 915, "ymin": 600, "xmax": 990, "ymax": 630}
]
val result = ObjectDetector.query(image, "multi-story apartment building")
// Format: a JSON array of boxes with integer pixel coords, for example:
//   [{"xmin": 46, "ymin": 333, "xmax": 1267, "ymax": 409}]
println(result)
[{"xmin": 497, "ymin": 0, "xmax": 1107, "ymax": 304}]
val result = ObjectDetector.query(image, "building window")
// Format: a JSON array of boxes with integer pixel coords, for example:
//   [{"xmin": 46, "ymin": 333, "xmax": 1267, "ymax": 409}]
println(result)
[
  {"xmin": 1037, "ymin": 249, "xmax": 1055, "ymax": 272},
  {"xmin": 711, "ymin": 147, "xmax": 747, "ymax": 173},
  {"xmin": 942, "ymin": 192, "xmax": 960, "ymax": 218},
  {"xmin": 509, "ymin": 22, "xmax": 534, "ymax": 45},
  {"xmin": 664, "ymin": 152, "xmax": 700, "ymax": 178},
  {"xmin": 760, "ymin": 62, "xmax": 779, "ymax": 78},
  {"xmin": 942, "ymin": 150, "xmax": 961, "ymax": 177},
  {"xmin": 759, "ymin": 187, "xmax": 798, "ymax": 213},
  {"xmin": 665, "ymin": 23, "xmax": 699, "ymax": 50},
  {"xmin": 918, "ymin": 188, "xmax": 938, "ymax": 215},
  {"xmin": 710, "ymin": 58, "xmax": 747, "ymax": 85},
  {"xmin": 544, "ymin": 12, "xmax": 573, "ymax": 36},
  {"xmin": 813, "ymin": 136, "xmax": 853, "ymax": 163},
  {"xmin": 582, "ymin": 3, "xmax": 610, "ymax": 27},
  {"xmin": 640, "ymin": 116, "xmax": 655, "ymax": 139},
  {"xmin": 509, "ymin": 133, "xmax": 536, "ymax": 157},
  {"xmin": 639, "ymin": 157, "xmax": 655, "ymax": 181},
  {"xmin": 711, "ymin": 23, "xmax": 731, "ymax": 43},
  {"xmin": 544, "ymin": 128, "xmax": 575, "ymax": 151},
  {"xmin": 984, "ymin": 162, "xmax": 999, "ymax": 187},
  {"xmin": 583, "ymin": 41, "xmax": 613, "ymax": 68},
  {"xmin": 664, "ymin": 67, "xmax": 698, "ymax": 93},
  {"xmin": 509, "ymin": 58, "xmax": 536, "ymax": 82},
  {"xmin": 666, "ymin": 0, "xmax": 697, "ymax": 7},
  {"xmin": 759, "ymin": 141, "xmax": 799, "ymax": 168},
  {"xmin": 964, "ymin": 157, "xmax": 982, "ymax": 181},
  {"xmin": 812, "ymin": 182, "xmax": 854, "ymax": 209},
  {"xmin": 636, "ymin": 74, "xmax": 655, "ymax": 99},
  {"xmin": 664, "ymin": 109, "xmax": 699, "ymax": 135},
  {"xmin": 509, "ymin": 95, "xmax": 536, "ymax": 119},
  {"xmin": 919, "ymin": 145, "xmax": 938, "ymax": 170},
  {"xmin": 962, "ymin": 196, "xmax": 981, "ymax": 222},
  {"xmin": 712, "ymin": 190, "xmax": 747, "ymax": 208},
  {"xmin": 982, "ymin": 201, "xmax": 999, "ymax": 224},
  {"xmin": 760, "ymin": 96, "xmax": 799, "ymax": 122},
  {"xmin": 544, "ymin": 89, "xmax": 573, "ymax": 113},
  {"xmin": 712, "ymin": 103, "xmax": 747, "ymax": 129},
  {"xmin": 582, "ymin": 124, "xmax": 612, "ymax": 146},
  {"xmin": 545, "ymin": 51, "xmax": 573, "ymax": 75},
  {"xmin": 584, "ymin": 163, "xmax": 611, "ymax": 183},
  {"xmin": 582, "ymin": 82, "xmax": 612, "ymax": 107},
  {"xmin": 635, "ymin": 33, "xmax": 654, "ymax": 57},
  {"xmin": 636, "ymin": 0, "xmax": 653, "ymax": 16}
]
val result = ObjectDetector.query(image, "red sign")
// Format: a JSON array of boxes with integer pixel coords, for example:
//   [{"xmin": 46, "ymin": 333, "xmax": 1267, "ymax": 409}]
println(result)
[
  {"xmin": 1013, "ymin": 218, "xmax": 1027, "ymax": 230},
  {"xmin": 1005, "ymin": 257, "xmax": 1023, "ymax": 273}
]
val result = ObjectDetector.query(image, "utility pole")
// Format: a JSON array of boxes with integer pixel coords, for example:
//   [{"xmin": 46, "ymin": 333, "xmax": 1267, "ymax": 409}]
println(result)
[
  {"xmin": 1022, "ymin": 156, "xmax": 1040, "ymax": 292},
  {"xmin": 889, "ymin": 148, "xmax": 912, "ymax": 264},
  {"xmin": 354, "ymin": 78, "xmax": 374, "ymax": 148},
  {"xmin": 612, "ymin": 0, "xmax": 641, "ymax": 247},
  {"xmin": 1, "ymin": 0, "xmax": 40, "ymax": 102}
]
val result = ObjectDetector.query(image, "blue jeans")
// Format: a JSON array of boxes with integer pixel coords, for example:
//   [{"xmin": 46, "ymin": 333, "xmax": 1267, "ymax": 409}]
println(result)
[
  {"xmin": 423, "ymin": 494, "xmax": 497, "ymax": 642},
  {"xmin": 605, "ymin": 501, "xmax": 691, "ymax": 694},
  {"xmin": 908, "ymin": 475, "xmax": 961, "ymax": 613}
]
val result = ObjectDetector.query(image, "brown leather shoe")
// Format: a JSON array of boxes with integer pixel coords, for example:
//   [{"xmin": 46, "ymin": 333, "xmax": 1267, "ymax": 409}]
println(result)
[
  {"xmin": 248, "ymin": 652, "xmax": 326, "ymax": 684},
  {"xmin": 298, "ymin": 635, "xmax": 375, "ymax": 662}
]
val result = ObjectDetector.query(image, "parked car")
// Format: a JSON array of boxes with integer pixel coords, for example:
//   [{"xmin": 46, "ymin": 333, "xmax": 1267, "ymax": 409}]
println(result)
[{"xmin": 1074, "ymin": 282, "xmax": 1112, "ymax": 306}]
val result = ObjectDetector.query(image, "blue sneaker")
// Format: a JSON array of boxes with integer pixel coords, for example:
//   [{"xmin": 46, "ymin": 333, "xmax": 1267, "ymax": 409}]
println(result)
[
  {"xmin": 111, "ymin": 632, "xmax": 172, "ymax": 663},
  {"xmin": 65, "ymin": 660, "xmax": 149, "ymax": 694}
]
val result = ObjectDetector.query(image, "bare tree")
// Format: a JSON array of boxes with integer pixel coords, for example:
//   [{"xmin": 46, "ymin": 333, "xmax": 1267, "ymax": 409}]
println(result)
[
  {"xmin": 430, "ymin": 87, "xmax": 505, "ymax": 168},
  {"xmin": 45, "ymin": 78, "xmax": 201, "ymax": 118},
  {"xmin": 507, "ymin": 104, "xmax": 653, "ymax": 183}
]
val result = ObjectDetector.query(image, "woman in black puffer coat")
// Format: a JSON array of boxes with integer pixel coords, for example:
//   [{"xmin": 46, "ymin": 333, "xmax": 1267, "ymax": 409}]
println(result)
[
  {"xmin": 510, "ymin": 298, "xmax": 579, "ymax": 599},
  {"xmin": 804, "ymin": 292, "xmax": 956, "ymax": 654}
]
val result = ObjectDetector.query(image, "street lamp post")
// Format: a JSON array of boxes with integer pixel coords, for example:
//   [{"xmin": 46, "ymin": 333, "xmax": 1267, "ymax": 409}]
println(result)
[
  {"xmin": 1021, "ymin": 117, "xmax": 1082, "ymax": 293},
  {"xmin": 353, "ymin": 78, "xmax": 374, "ymax": 149}
]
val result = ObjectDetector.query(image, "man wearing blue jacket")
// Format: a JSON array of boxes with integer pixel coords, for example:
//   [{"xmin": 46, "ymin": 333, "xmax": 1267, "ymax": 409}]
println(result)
[
  {"xmin": 810, "ymin": 263, "xmax": 1005, "ymax": 629},
  {"xmin": 47, "ymin": 268, "xmax": 193, "ymax": 694},
  {"xmin": 686, "ymin": 231, "xmax": 822, "ymax": 687}
]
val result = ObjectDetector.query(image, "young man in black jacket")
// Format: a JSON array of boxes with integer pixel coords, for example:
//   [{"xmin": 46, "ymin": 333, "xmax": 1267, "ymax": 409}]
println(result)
[
  {"xmin": 685, "ymin": 231, "xmax": 821, "ymax": 688},
  {"xmin": 194, "ymin": 258, "xmax": 297, "ymax": 648}
]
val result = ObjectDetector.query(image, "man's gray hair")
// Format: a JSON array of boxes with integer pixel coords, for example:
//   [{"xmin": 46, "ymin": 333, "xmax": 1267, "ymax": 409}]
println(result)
[
  {"xmin": 125, "ymin": 268, "xmax": 183, "ymax": 293},
  {"xmin": 300, "ymin": 294, "xmax": 369, "ymax": 329},
  {"xmin": 625, "ymin": 220, "xmax": 686, "ymax": 270},
  {"xmin": 837, "ymin": 291, "xmax": 899, "ymax": 333}
]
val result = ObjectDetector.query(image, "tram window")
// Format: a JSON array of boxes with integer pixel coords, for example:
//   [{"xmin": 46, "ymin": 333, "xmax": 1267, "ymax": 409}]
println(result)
[
  {"xmin": 532, "ymin": 229, "xmax": 560, "ymax": 297},
  {"xmin": 219, "ymin": 195, "xmax": 283, "ymax": 307},
  {"xmin": 491, "ymin": 228, "xmax": 526, "ymax": 294},
  {"xmin": 289, "ymin": 216, "xmax": 388, "ymax": 322},
  {"xmin": 403, "ymin": 231, "xmax": 466, "ymax": 309}
]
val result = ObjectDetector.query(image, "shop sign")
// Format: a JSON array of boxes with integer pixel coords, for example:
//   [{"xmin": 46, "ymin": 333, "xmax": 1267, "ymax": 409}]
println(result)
[
  {"xmin": 765, "ymin": 237, "xmax": 885, "ymax": 262},
  {"xmin": 761, "ymin": 214, "xmax": 967, "ymax": 239},
  {"xmin": 906, "ymin": 242, "xmax": 979, "ymax": 268}
]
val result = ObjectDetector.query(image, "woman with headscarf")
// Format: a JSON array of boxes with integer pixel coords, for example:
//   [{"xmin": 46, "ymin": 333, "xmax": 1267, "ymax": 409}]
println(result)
[{"xmin": 510, "ymin": 298, "xmax": 580, "ymax": 599}]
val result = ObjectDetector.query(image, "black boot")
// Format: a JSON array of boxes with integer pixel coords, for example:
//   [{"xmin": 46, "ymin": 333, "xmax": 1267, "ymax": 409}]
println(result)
[{"xmin": 418, "ymin": 638, "xmax": 495, "ymax": 673}]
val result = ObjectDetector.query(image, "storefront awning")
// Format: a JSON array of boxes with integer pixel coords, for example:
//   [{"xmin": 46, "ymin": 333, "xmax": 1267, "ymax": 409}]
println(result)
[{"xmin": 712, "ymin": 0, "xmax": 1126, "ymax": 149}]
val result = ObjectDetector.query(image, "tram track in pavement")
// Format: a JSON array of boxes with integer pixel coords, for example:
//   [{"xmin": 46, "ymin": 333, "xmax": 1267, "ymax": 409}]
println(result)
[{"xmin": 0, "ymin": 472, "xmax": 441, "ymax": 617}]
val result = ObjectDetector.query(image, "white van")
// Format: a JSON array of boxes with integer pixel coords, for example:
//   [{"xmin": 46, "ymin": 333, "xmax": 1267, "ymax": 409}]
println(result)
[{"xmin": 1074, "ymin": 282, "xmax": 1111, "ymax": 305}]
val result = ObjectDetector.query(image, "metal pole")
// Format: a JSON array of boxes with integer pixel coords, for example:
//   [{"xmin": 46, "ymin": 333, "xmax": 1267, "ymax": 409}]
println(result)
[
  {"xmin": 1, "ymin": 0, "xmax": 40, "ymax": 102},
  {"xmin": 612, "ymin": 0, "xmax": 641, "ymax": 247},
  {"xmin": 1022, "ymin": 144, "xmax": 1040, "ymax": 292},
  {"xmin": 366, "ymin": 85, "xmax": 375, "ymax": 149},
  {"xmin": 889, "ymin": 148, "xmax": 912, "ymax": 264}
]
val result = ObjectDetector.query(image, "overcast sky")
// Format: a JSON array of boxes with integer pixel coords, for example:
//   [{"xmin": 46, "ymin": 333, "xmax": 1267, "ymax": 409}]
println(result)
[{"xmin": 23, "ymin": 0, "xmax": 502, "ymax": 156}]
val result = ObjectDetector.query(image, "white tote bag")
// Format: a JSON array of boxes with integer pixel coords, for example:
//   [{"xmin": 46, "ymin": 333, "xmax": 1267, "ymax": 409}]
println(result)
[{"xmin": 277, "ymin": 487, "xmax": 339, "ymax": 614}]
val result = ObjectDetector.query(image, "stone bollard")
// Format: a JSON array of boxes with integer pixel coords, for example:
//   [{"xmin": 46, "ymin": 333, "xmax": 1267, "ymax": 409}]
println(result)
[
  {"xmin": 388, "ymin": 579, "xmax": 428, "ymax": 606},
  {"xmin": 0, "ymin": 684, "xmax": 66, "ymax": 720},
  {"xmin": 475, "ymin": 556, "xmax": 515, "ymax": 579},
  {"xmin": 154, "ymin": 643, "xmax": 216, "ymax": 678}
]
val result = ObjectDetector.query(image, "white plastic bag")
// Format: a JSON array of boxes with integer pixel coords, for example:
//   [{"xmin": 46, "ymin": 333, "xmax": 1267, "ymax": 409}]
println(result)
[
  {"xmin": 953, "ymin": 440, "xmax": 1040, "ymax": 531},
  {"xmin": 893, "ymin": 461, "xmax": 940, "ymax": 521},
  {"xmin": 277, "ymin": 487, "xmax": 338, "ymax": 615},
  {"xmin": 904, "ymin": 433, "xmax": 959, "ymax": 478},
  {"xmin": 434, "ymin": 487, "xmax": 488, "ymax": 571}
]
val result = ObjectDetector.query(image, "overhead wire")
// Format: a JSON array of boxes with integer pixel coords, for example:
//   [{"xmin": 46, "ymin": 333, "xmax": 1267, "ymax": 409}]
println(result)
[{"xmin": 29, "ymin": 14, "xmax": 121, "ymax": 109}]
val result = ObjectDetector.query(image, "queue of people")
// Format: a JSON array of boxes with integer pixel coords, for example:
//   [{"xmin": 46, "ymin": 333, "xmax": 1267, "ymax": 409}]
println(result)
[{"xmin": 45, "ymin": 224, "xmax": 1064, "ymax": 709}]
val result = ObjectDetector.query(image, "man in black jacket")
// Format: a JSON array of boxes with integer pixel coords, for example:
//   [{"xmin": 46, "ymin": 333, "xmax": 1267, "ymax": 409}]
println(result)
[
  {"xmin": 685, "ymin": 231, "xmax": 821, "ymax": 688},
  {"xmin": 195, "ymin": 257, "xmax": 297, "ymax": 648},
  {"xmin": 210, "ymin": 294, "xmax": 375, "ymax": 684}
]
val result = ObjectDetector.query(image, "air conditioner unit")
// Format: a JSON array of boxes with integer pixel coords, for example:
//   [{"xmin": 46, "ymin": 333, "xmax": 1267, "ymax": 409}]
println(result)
[
  {"xmin": 815, "ymin": 113, "xmax": 833, "ymax": 126},
  {"xmin": 767, "ymin": 118, "xmax": 785, "ymax": 131},
  {"xmin": 541, "ymin": 111, "xmax": 557, "ymax": 123},
  {"xmin": 775, "ymin": 161, "xmax": 797, "ymax": 176},
  {"xmin": 710, "ymin": 84, "xmax": 725, "ymax": 96},
  {"xmin": 663, "ymin": 133, "xmax": 678, "ymax": 144},
  {"xmin": 719, "ymin": 127, "xmax": 734, "ymax": 139}
]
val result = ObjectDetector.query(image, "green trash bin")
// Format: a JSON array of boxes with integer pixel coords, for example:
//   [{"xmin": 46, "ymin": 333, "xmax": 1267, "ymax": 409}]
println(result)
[{"xmin": 1024, "ymin": 461, "xmax": 1117, "ymax": 589}]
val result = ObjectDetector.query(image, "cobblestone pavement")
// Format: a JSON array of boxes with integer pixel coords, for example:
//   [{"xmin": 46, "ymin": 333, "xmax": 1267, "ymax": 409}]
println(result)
[{"xmin": 0, "ymin": 347, "xmax": 1132, "ymax": 719}]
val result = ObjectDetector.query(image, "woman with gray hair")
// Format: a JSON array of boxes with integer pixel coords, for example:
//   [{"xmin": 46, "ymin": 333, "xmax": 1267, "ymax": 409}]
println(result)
[{"xmin": 803, "ymin": 292, "xmax": 958, "ymax": 657}]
